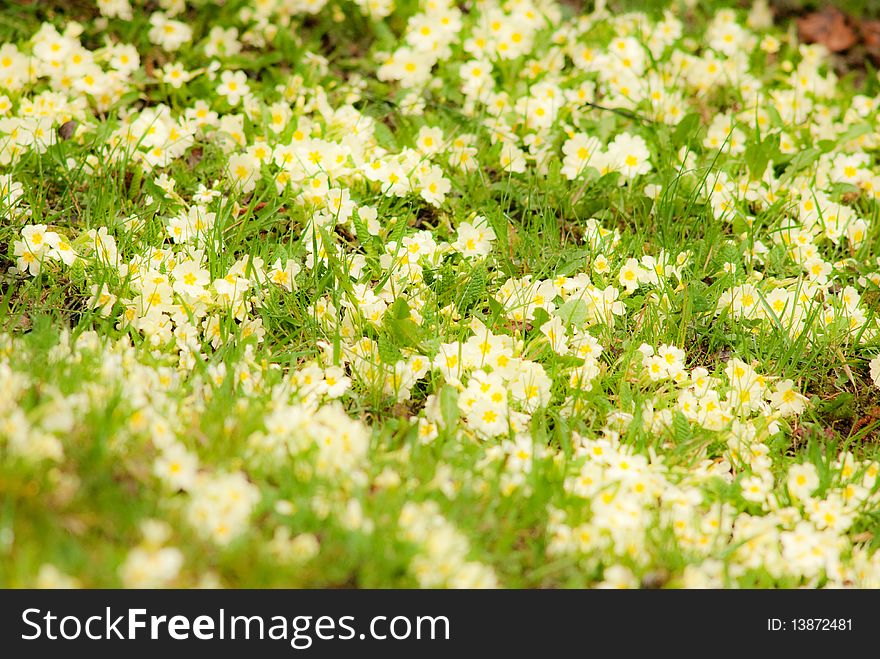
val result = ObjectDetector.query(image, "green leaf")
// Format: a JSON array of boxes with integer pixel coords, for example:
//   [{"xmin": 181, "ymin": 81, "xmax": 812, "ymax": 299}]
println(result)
[
  {"xmin": 382, "ymin": 298, "xmax": 424, "ymax": 349},
  {"xmin": 556, "ymin": 248, "xmax": 591, "ymax": 277},
  {"xmin": 673, "ymin": 411, "xmax": 692, "ymax": 444},
  {"xmin": 673, "ymin": 113, "xmax": 702, "ymax": 146},
  {"xmin": 782, "ymin": 147, "xmax": 822, "ymax": 180},
  {"xmin": 388, "ymin": 297, "xmax": 410, "ymax": 320},
  {"xmin": 827, "ymin": 182, "xmax": 861, "ymax": 197},
  {"xmin": 457, "ymin": 265, "xmax": 487, "ymax": 314},
  {"xmin": 531, "ymin": 306, "xmax": 551, "ymax": 329},
  {"xmin": 687, "ymin": 281, "xmax": 712, "ymax": 313},
  {"xmin": 387, "ymin": 214, "xmax": 409, "ymax": 247},
  {"xmin": 816, "ymin": 392, "xmax": 854, "ymax": 420},
  {"xmin": 428, "ymin": 261, "xmax": 457, "ymax": 307},
  {"xmin": 377, "ymin": 333, "xmax": 401, "ymax": 363},
  {"xmin": 764, "ymin": 104, "xmax": 783, "ymax": 130},
  {"xmin": 618, "ymin": 380, "xmax": 633, "ymax": 408},
  {"xmin": 487, "ymin": 295, "xmax": 505, "ymax": 321},
  {"xmin": 351, "ymin": 208, "xmax": 371, "ymax": 246},
  {"xmin": 837, "ymin": 123, "xmax": 872, "ymax": 146},
  {"xmin": 439, "ymin": 384, "xmax": 459, "ymax": 430},
  {"xmin": 372, "ymin": 120, "xmax": 398, "ymax": 150},
  {"xmin": 744, "ymin": 132, "xmax": 778, "ymax": 180},
  {"xmin": 554, "ymin": 298, "xmax": 589, "ymax": 327}
]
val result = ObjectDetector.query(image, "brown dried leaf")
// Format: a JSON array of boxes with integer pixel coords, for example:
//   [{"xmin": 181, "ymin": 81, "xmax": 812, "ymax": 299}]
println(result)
[
  {"xmin": 797, "ymin": 8, "xmax": 858, "ymax": 52},
  {"xmin": 57, "ymin": 120, "xmax": 77, "ymax": 140},
  {"xmin": 237, "ymin": 201, "xmax": 269, "ymax": 216},
  {"xmin": 861, "ymin": 20, "xmax": 880, "ymax": 57},
  {"xmin": 187, "ymin": 146, "xmax": 203, "ymax": 169}
]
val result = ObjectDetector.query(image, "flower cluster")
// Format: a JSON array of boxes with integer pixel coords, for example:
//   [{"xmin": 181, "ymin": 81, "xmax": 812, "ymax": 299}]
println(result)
[{"xmin": 1, "ymin": 0, "xmax": 879, "ymax": 588}]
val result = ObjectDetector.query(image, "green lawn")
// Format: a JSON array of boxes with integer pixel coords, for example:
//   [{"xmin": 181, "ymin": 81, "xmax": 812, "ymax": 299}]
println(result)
[{"xmin": 0, "ymin": 0, "xmax": 879, "ymax": 588}]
